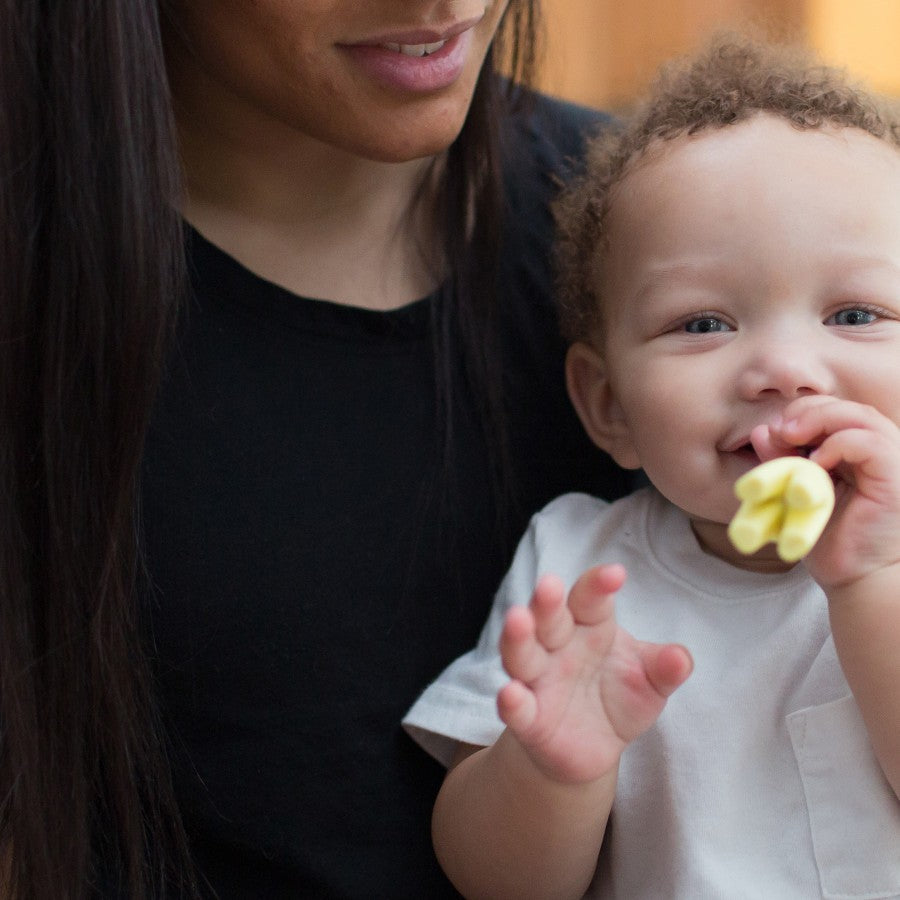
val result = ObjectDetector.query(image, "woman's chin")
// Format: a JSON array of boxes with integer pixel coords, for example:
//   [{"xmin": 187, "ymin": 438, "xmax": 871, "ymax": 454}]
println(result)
[{"xmin": 349, "ymin": 103, "xmax": 472, "ymax": 163}]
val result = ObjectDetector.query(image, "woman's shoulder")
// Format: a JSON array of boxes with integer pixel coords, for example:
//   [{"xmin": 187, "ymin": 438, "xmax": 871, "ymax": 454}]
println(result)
[
  {"xmin": 497, "ymin": 88, "xmax": 614, "ymax": 235},
  {"xmin": 525, "ymin": 90, "xmax": 613, "ymax": 154},
  {"xmin": 501, "ymin": 87, "xmax": 614, "ymax": 180}
]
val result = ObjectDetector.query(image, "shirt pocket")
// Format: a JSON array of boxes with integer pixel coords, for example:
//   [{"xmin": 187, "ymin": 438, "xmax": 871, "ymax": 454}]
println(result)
[{"xmin": 787, "ymin": 695, "xmax": 900, "ymax": 899}]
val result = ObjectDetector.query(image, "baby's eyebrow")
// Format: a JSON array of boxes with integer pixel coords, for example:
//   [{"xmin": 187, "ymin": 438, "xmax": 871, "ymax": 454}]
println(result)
[
  {"xmin": 816, "ymin": 257, "xmax": 900, "ymax": 300},
  {"xmin": 831, "ymin": 256, "xmax": 900, "ymax": 280},
  {"xmin": 633, "ymin": 259, "xmax": 730, "ymax": 303}
]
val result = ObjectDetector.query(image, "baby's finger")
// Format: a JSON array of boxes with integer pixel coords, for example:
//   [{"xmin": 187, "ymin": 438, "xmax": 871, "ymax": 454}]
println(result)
[
  {"xmin": 531, "ymin": 574, "xmax": 575, "ymax": 651},
  {"xmin": 749, "ymin": 421, "xmax": 795, "ymax": 462},
  {"xmin": 781, "ymin": 397, "xmax": 896, "ymax": 451},
  {"xmin": 812, "ymin": 428, "xmax": 900, "ymax": 494},
  {"xmin": 497, "ymin": 680, "xmax": 538, "ymax": 735},
  {"xmin": 567, "ymin": 564, "xmax": 626, "ymax": 626},
  {"xmin": 634, "ymin": 642, "xmax": 693, "ymax": 699},
  {"xmin": 500, "ymin": 605, "xmax": 548, "ymax": 684}
]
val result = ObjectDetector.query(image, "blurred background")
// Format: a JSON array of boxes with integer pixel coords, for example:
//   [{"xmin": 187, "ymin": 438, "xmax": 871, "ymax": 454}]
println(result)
[{"xmin": 537, "ymin": 0, "xmax": 900, "ymax": 111}]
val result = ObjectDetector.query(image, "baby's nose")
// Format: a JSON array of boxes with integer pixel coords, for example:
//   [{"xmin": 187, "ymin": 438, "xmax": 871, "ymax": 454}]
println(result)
[{"xmin": 737, "ymin": 338, "xmax": 835, "ymax": 400}]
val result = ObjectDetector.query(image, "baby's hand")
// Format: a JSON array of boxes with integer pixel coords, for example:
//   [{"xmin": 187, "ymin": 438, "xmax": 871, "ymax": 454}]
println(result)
[
  {"xmin": 497, "ymin": 565, "xmax": 692, "ymax": 785},
  {"xmin": 761, "ymin": 396, "xmax": 900, "ymax": 588}
]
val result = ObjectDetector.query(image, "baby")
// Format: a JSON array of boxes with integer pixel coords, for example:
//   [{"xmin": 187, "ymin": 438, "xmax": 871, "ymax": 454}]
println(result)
[{"xmin": 403, "ymin": 34, "xmax": 900, "ymax": 898}]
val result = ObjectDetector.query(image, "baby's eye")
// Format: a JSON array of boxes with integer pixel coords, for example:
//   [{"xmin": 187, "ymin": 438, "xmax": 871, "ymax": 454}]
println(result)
[
  {"xmin": 683, "ymin": 316, "xmax": 731, "ymax": 334},
  {"xmin": 826, "ymin": 307, "xmax": 878, "ymax": 327}
]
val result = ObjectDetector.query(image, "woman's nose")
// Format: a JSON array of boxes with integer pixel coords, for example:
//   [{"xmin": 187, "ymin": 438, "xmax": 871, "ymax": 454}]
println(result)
[{"xmin": 736, "ymin": 337, "xmax": 835, "ymax": 401}]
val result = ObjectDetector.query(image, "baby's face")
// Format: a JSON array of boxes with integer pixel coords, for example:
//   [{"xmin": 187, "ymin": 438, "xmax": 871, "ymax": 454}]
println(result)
[{"xmin": 596, "ymin": 114, "xmax": 900, "ymax": 564}]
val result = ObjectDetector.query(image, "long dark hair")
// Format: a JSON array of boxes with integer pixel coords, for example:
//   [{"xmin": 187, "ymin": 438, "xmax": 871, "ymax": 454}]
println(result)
[
  {"xmin": 0, "ymin": 1, "xmax": 539, "ymax": 896},
  {"xmin": 435, "ymin": 0, "xmax": 540, "ymax": 523},
  {"xmin": 1, "ymin": 1, "xmax": 193, "ymax": 896}
]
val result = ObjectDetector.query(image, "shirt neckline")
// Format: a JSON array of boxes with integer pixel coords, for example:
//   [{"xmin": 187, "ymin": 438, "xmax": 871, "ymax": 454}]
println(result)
[
  {"xmin": 640, "ymin": 488, "xmax": 813, "ymax": 604},
  {"xmin": 184, "ymin": 223, "xmax": 439, "ymax": 342}
]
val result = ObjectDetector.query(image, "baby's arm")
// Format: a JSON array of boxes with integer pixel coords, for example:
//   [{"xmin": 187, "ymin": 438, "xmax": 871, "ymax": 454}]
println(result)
[
  {"xmin": 769, "ymin": 397, "xmax": 900, "ymax": 797},
  {"xmin": 432, "ymin": 565, "xmax": 692, "ymax": 900}
]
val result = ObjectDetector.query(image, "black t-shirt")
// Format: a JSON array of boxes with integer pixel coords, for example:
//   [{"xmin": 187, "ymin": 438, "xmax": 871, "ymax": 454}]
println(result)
[{"xmin": 141, "ymin": 92, "xmax": 629, "ymax": 899}]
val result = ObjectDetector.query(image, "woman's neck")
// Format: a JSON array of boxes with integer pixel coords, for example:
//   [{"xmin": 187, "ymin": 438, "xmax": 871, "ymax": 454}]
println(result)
[{"xmin": 171, "ymin": 65, "xmax": 442, "ymax": 310}]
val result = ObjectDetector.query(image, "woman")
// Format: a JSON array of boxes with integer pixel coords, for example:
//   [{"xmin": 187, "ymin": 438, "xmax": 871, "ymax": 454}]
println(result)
[{"xmin": 0, "ymin": 1, "xmax": 628, "ymax": 896}]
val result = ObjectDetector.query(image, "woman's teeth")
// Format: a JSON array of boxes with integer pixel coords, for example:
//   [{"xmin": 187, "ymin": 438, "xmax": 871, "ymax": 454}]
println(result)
[{"xmin": 381, "ymin": 40, "xmax": 446, "ymax": 56}]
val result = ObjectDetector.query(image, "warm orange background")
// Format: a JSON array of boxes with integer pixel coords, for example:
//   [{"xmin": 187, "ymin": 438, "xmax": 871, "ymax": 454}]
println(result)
[{"xmin": 537, "ymin": 0, "xmax": 900, "ymax": 110}]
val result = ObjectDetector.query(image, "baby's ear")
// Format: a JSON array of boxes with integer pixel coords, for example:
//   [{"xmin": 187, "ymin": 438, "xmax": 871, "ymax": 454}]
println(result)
[{"xmin": 565, "ymin": 341, "xmax": 641, "ymax": 469}]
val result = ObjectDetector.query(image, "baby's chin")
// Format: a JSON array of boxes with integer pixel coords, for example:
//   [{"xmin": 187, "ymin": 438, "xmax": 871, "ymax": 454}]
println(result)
[
  {"xmin": 689, "ymin": 516, "xmax": 793, "ymax": 572},
  {"xmin": 650, "ymin": 470, "xmax": 735, "ymax": 524}
]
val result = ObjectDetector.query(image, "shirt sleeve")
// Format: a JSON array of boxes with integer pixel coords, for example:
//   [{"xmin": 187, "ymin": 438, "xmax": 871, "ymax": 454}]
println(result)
[{"xmin": 402, "ymin": 515, "xmax": 542, "ymax": 767}]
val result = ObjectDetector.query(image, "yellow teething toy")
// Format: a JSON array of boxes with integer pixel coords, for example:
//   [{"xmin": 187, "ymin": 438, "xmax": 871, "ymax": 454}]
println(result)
[{"xmin": 727, "ymin": 456, "xmax": 835, "ymax": 562}]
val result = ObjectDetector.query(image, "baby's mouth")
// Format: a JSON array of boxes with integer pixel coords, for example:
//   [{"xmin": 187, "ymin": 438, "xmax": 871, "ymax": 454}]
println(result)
[
  {"xmin": 734, "ymin": 440, "xmax": 817, "ymax": 464},
  {"xmin": 733, "ymin": 442, "xmax": 760, "ymax": 463}
]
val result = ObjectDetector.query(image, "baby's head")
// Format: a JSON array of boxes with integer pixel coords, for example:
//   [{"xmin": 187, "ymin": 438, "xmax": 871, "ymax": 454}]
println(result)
[
  {"xmin": 555, "ymin": 34, "xmax": 900, "ymax": 569},
  {"xmin": 555, "ymin": 33, "xmax": 900, "ymax": 345}
]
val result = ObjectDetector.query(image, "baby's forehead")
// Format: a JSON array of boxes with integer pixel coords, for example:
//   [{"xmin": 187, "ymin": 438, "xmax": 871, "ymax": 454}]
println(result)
[
  {"xmin": 555, "ymin": 38, "xmax": 900, "ymax": 346},
  {"xmin": 593, "ymin": 115, "xmax": 900, "ymax": 309},
  {"xmin": 605, "ymin": 114, "xmax": 900, "ymax": 226}
]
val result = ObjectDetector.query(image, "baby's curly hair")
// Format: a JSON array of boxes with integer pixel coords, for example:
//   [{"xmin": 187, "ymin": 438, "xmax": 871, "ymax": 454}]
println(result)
[{"xmin": 554, "ymin": 32, "xmax": 900, "ymax": 344}]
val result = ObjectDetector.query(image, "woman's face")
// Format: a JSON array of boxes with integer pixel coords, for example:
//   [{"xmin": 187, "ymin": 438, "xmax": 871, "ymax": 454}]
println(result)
[{"xmin": 163, "ymin": 0, "xmax": 511, "ymax": 163}]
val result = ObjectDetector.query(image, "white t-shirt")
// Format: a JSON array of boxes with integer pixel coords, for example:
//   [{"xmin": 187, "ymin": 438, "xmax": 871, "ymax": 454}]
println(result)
[{"xmin": 403, "ymin": 488, "xmax": 900, "ymax": 899}]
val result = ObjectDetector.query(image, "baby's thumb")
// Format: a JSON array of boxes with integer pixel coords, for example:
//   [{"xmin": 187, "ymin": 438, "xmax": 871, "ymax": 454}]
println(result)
[
  {"xmin": 641, "ymin": 642, "xmax": 693, "ymax": 698},
  {"xmin": 750, "ymin": 421, "xmax": 794, "ymax": 463}
]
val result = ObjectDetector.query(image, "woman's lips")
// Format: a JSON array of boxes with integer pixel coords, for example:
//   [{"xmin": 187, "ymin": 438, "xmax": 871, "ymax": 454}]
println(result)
[{"xmin": 340, "ymin": 21, "xmax": 478, "ymax": 93}]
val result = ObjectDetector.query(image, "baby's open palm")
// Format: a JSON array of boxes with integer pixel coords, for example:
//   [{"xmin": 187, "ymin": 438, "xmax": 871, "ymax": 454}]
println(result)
[{"xmin": 498, "ymin": 565, "xmax": 692, "ymax": 786}]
